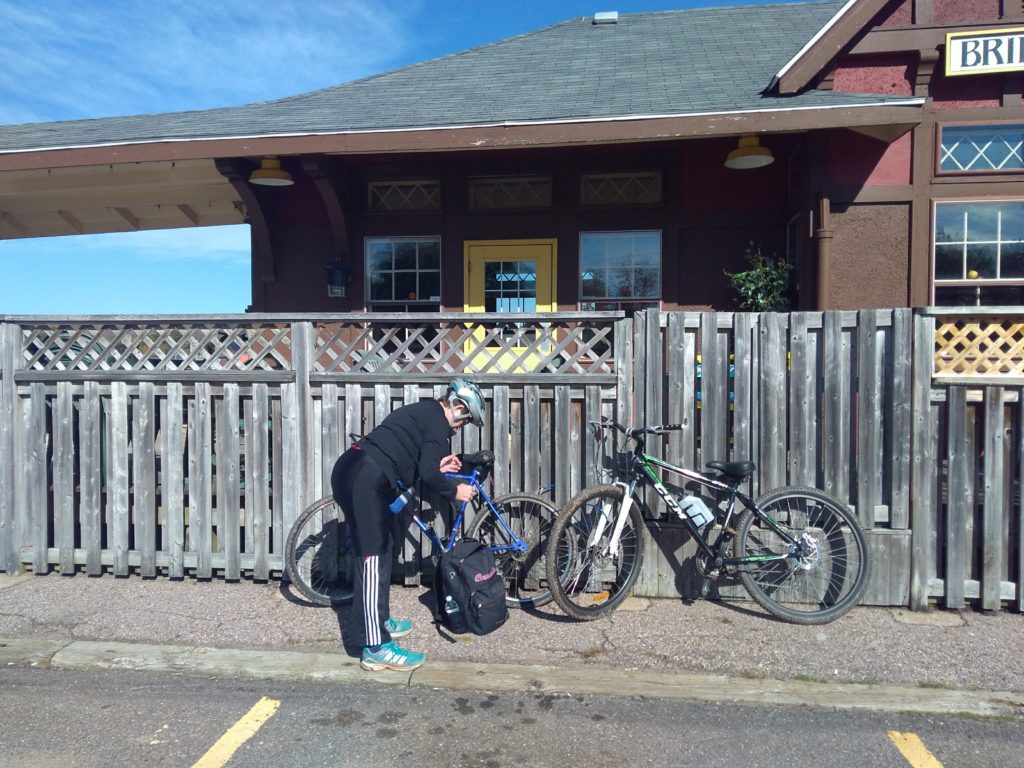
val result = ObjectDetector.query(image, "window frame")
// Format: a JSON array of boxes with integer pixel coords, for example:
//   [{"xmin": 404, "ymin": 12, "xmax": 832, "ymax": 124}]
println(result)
[
  {"xmin": 364, "ymin": 235, "xmax": 442, "ymax": 309},
  {"xmin": 578, "ymin": 229, "xmax": 663, "ymax": 310},
  {"xmin": 936, "ymin": 122, "xmax": 1024, "ymax": 177},
  {"xmin": 931, "ymin": 198, "xmax": 1024, "ymax": 305}
]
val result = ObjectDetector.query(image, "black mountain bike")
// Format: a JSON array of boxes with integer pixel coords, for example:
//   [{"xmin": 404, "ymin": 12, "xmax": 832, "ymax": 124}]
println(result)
[{"xmin": 545, "ymin": 421, "xmax": 870, "ymax": 625}]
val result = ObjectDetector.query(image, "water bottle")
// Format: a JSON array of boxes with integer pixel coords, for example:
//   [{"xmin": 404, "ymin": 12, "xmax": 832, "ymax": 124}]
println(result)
[
  {"xmin": 389, "ymin": 486, "xmax": 413, "ymax": 514},
  {"xmin": 444, "ymin": 594, "xmax": 460, "ymax": 616},
  {"xmin": 681, "ymin": 495, "xmax": 714, "ymax": 528}
]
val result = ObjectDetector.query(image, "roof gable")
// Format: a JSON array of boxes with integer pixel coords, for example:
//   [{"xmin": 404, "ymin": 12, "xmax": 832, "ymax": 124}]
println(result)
[{"xmin": 770, "ymin": 0, "xmax": 899, "ymax": 93}]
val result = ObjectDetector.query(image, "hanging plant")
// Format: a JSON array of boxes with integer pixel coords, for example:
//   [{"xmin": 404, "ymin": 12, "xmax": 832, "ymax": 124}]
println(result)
[{"xmin": 724, "ymin": 242, "xmax": 792, "ymax": 311}]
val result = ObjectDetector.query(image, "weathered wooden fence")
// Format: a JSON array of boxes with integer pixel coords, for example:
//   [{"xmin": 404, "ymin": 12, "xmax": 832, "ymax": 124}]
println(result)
[{"xmin": 0, "ymin": 309, "xmax": 1020, "ymax": 611}]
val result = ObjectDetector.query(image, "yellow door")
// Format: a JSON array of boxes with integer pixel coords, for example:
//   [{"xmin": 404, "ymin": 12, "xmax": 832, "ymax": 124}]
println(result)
[{"xmin": 463, "ymin": 240, "xmax": 556, "ymax": 373}]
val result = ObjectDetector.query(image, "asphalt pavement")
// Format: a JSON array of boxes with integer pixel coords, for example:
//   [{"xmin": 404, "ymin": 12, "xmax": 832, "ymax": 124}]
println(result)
[{"xmin": 1, "ymin": 573, "xmax": 1022, "ymax": 718}]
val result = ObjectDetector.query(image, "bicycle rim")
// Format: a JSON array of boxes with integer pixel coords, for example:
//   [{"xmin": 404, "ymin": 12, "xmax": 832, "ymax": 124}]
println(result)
[
  {"xmin": 285, "ymin": 497, "xmax": 355, "ymax": 606},
  {"xmin": 467, "ymin": 493, "xmax": 559, "ymax": 609},
  {"xmin": 736, "ymin": 487, "xmax": 870, "ymax": 625},
  {"xmin": 546, "ymin": 485, "xmax": 644, "ymax": 620}
]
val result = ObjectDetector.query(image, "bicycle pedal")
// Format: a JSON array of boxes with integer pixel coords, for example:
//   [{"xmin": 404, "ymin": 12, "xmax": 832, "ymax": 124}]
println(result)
[{"xmin": 699, "ymin": 578, "xmax": 712, "ymax": 598}]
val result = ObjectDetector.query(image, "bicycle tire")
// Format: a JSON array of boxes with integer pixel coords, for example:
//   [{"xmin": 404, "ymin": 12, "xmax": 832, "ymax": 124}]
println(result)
[
  {"xmin": 466, "ymin": 492, "xmax": 560, "ymax": 609},
  {"xmin": 734, "ymin": 486, "xmax": 870, "ymax": 625},
  {"xmin": 545, "ymin": 484, "xmax": 645, "ymax": 621},
  {"xmin": 284, "ymin": 496, "xmax": 356, "ymax": 606}
]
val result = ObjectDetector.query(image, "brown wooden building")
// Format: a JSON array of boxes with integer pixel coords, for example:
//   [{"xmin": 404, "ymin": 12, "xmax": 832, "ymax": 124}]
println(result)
[{"xmin": 0, "ymin": 0, "xmax": 1022, "ymax": 314}]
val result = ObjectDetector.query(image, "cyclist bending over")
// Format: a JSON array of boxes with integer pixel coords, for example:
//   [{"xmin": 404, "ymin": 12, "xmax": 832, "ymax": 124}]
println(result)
[{"xmin": 330, "ymin": 376, "xmax": 485, "ymax": 671}]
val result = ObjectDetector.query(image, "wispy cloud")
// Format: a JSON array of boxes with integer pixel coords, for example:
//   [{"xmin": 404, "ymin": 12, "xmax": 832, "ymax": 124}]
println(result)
[{"xmin": 0, "ymin": 0, "xmax": 421, "ymax": 124}]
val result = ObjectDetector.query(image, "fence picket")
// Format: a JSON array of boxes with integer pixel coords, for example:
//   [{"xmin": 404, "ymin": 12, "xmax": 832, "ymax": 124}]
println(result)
[
  {"xmin": 759, "ymin": 313, "xmax": 787, "ymax": 490},
  {"xmin": 856, "ymin": 310, "xmax": 882, "ymax": 528},
  {"xmin": 221, "ymin": 383, "xmax": 241, "ymax": 580},
  {"xmin": 134, "ymin": 382, "xmax": 156, "ymax": 577},
  {"xmin": 165, "ymin": 382, "xmax": 185, "ymax": 579},
  {"xmin": 0, "ymin": 324, "xmax": 15, "ymax": 573},
  {"xmin": 732, "ymin": 313, "xmax": 753, "ymax": 472},
  {"xmin": 822, "ymin": 312, "xmax": 851, "ymax": 501},
  {"xmin": 982, "ymin": 387, "xmax": 1005, "ymax": 611},
  {"xmin": 701, "ymin": 312, "xmax": 728, "ymax": 471},
  {"xmin": 190, "ymin": 382, "xmax": 213, "ymax": 579},
  {"xmin": 54, "ymin": 382, "xmax": 75, "ymax": 574},
  {"xmin": 945, "ymin": 386, "xmax": 969, "ymax": 609},
  {"xmin": 789, "ymin": 313, "xmax": 817, "ymax": 487},
  {"xmin": 890, "ymin": 309, "xmax": 912, "ymax": 528},
  {"xmin": 81, "ymin": 381, "xmax": 102, "ymax": 575},
  {"xmin": 109, "ymin": 381, "xmax": 130, "ymax": 576},
  {"xmin": 249, "ymin": 382, "xmax": 270, "ymax": 581}
]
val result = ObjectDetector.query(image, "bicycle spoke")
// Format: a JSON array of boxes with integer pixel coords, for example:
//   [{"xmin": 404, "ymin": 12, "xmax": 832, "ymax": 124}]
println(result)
[
  {"xmin": 468, "ymin": 493, "xmax": 559, "ymax": 609},
  {"xmin": 736, "ymin": 487, "xmax": 869, "ymax": 624}
]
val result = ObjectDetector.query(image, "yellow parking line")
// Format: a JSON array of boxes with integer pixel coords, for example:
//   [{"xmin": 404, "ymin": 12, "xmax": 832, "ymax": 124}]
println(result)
[
  {"xmin": 888, "ymin": 731, "xmax": 944, "ymax": 768},
  {"xmin": 191, "ymin": 696, "xmax": 281, "ymax": 768}
]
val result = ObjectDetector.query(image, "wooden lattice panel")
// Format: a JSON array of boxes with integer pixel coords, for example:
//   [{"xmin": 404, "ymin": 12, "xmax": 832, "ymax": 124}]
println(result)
[
  {"xmin": 313, "ymin": 318, "xmax": 616, "ymax": 375},
  {"xmin": 21, "ymin": 324, "xmax": 292, "ymax": 372},
  {"xmin": 935, "ymin": 317, "xmax": 1024, "ymax": 376}
]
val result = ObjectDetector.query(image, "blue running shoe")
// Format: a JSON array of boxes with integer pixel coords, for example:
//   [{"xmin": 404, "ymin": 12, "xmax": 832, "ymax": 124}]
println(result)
[
  {"xmin": 385, "ymin": 617, "xmax": 413, "ymax": 639},
  {"xmin": 360, "ymin": 641, "xmax": 425, "ymax": 671}
]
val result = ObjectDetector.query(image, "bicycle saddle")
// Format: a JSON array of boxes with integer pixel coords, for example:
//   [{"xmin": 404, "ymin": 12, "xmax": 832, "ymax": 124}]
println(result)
[
  {"xmin": 706, "ymin": 460, "xmax": 756, "ymax": 480},
  {"xmin": 461, "ymin": 450, "xmax": 494, "ymax": 466},
  {"xmin": 459, "ymin": 450, "xmax": 494, "ymax": 482}
]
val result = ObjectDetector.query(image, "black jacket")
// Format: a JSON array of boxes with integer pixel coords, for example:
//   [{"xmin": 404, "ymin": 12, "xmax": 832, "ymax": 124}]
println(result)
[{"xmin": 358, "ymin": 400, "xmax": 459, "ymax": 500}]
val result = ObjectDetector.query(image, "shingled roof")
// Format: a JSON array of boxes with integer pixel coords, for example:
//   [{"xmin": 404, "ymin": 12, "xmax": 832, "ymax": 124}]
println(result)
[{"xmin": 0, "ymin": 2, "xmax": 920, "ymax": 154}]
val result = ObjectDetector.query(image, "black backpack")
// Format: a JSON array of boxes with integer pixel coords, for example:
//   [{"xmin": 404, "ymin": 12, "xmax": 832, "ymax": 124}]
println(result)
[{"xmin": 434, "ymin": 539, "xmax": 508, "ymax": 636}]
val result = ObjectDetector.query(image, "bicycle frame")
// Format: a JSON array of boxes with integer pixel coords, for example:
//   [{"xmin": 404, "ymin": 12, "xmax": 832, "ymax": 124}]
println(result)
[
  {"xmin": 599, "ymin": 425, "xmax": 803, "ymax": 574},
  {"xmin": 407, "ymin": 467, "xmax": 529, "ymax": 557}
]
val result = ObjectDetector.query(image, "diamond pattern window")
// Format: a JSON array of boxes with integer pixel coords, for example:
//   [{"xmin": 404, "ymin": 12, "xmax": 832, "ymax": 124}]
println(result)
[{"xmin": 939, "ymin": 125, "xmax": 1024, "ymax": 173}]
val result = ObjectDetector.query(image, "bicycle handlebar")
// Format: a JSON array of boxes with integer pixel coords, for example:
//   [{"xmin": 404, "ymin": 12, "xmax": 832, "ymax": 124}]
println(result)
[{"xmin": 589, "ymin": 419, "xmax": 683, "ymax": 439}]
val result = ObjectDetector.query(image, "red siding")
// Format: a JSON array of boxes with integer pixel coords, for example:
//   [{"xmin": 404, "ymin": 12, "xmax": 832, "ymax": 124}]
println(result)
[
  {"xmin": 930, "ymin": 72, "xmax": 1002, "ymax": 108},
  {"xmin": 832, "ymin": 55, "xmax": 915, "ymax": 95},
  {"xmin": 828, "ymin": 130, "xmax": 912, "ymax": 186},
  {"xmin": 878, "ymin": 0, "xmax": 913, "ymax": 27},
  {"xmin": 932, "ymin": 0, "xmax": 999, "ymax": 23}
]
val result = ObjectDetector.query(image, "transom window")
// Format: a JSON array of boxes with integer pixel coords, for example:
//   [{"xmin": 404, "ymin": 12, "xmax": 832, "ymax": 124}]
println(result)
[
  {"xmin": 939, "ymin": 125, "xmax": 1024, "ymax": 173},
  {"xmin": 933, "ymin": 201, "xmax": 1024, "ymax": 306},
  {"xmin": 366, "ymin": 237, "xmax": 441, "ymax": 307},
  {"xmin": 579, "ymin": 231, "xmax": 661, "ymax": 310}
]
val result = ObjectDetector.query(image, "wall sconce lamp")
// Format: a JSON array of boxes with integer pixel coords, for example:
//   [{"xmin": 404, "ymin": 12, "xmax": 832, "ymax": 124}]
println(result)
[
  {"xmin": 249, "ymin": 156, "xmax": 295, "ymax": 186},
  {"xmin": 724, "ymin": 135, "xmax": 775, "ymax": 170},
  {"xmin": 326, "ymin": 259, "xmax": 350, "ymax": 298}
]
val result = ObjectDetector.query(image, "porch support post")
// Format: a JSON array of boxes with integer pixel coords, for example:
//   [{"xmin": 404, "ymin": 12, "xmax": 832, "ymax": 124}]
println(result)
[
  {"xmin": 815, "ymin": 196, "xmax": 834, "ymax": 310},
  {"xmin": 215, "ymin": 158, "xmax": 277, "ymax": 286},
  {"xmin": 0, "ymin": 323, "xmax": 19, "ymax": 572}
]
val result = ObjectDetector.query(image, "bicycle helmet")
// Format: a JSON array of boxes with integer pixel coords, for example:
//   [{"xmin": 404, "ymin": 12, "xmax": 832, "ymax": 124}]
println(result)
[{"xmin": 447, "ymin": 376, "xmax": 485, "ymax": 427}]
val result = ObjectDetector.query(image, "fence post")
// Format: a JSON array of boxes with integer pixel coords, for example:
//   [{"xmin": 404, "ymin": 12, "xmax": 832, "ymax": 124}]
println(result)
[
  {"xmin": 0, "ymin": 323, "xmax": 18, "ymax": 572},
  {"xmin": 909, "ymin": 311, "xmax": 935, "ymax": 610},
  {"xmin": 292, "ymin": 321, "xmax": 314, "ymax": 513}
]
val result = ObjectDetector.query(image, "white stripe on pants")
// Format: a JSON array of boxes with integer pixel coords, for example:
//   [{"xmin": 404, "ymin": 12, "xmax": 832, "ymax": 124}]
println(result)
[{"xmin": 363, "ymin": 555, "xmax": 381, "ymax": 647}]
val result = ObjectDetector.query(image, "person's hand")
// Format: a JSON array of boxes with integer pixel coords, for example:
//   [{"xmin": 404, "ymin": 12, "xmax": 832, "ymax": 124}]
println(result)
[
  {"xmin": 439, "ymin": 453, "xmax": 462, "ymax": 474},
  {"xmin": 454, "ymin": 483, "xmax": 476, "ymax": 503}
]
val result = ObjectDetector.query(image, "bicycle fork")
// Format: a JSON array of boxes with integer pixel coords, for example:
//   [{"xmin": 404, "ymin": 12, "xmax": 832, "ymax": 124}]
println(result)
[{"xmin": 586, "ymin": 481, "xmax": 636, "ymax": 556}]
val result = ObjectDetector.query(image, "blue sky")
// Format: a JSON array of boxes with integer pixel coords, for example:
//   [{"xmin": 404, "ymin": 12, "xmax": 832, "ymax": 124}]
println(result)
[{"xmin": 0, "ymin": 0, "xmax": 780, "ymax": 315}]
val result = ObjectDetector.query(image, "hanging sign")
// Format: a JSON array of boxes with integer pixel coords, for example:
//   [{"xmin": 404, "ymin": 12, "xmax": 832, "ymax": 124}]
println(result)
[{"xmin": 946, "ymin": 27, "xmax": 1024, "ymax": 76}]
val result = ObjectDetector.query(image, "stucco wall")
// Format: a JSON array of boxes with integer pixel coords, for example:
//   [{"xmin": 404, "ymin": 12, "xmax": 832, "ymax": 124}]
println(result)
[{"xmin": 829, "ymin": 203, "xmax": 910, "ymax": 309}]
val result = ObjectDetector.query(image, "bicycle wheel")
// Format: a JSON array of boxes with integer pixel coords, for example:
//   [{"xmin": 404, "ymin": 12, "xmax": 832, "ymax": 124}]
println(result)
[
  {"xmin": 734, "ymin": 486, "xmax": 870, "ymax": 625},
  {"xmin": 545, "ymin": 484, "xmax": 645, "ymax": 621},
  {"xmin": 285, "ymin": 496, "xmax": 356, "ymax": 606},
  {"xmin": 466, "ymin": 492, "xmax": 560, "ymax": 609}
]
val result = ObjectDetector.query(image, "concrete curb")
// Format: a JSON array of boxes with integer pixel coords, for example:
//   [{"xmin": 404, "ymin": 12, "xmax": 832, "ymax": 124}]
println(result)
[{"xmin": 3, "ymin": 636, "xmax": 1023, "ymax": 718}]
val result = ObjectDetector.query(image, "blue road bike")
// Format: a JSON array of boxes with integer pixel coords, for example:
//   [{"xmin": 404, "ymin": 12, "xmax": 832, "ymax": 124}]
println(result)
[{"xmin": 285, "ymin": 450, "xmax": 560, "ymax": 609}]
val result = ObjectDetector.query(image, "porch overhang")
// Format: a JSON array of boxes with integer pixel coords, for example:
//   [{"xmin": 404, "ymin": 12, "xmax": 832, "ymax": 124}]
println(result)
[{"xmin": 0, "ymin": 101, "xmax": 922, "ymax": 240}]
